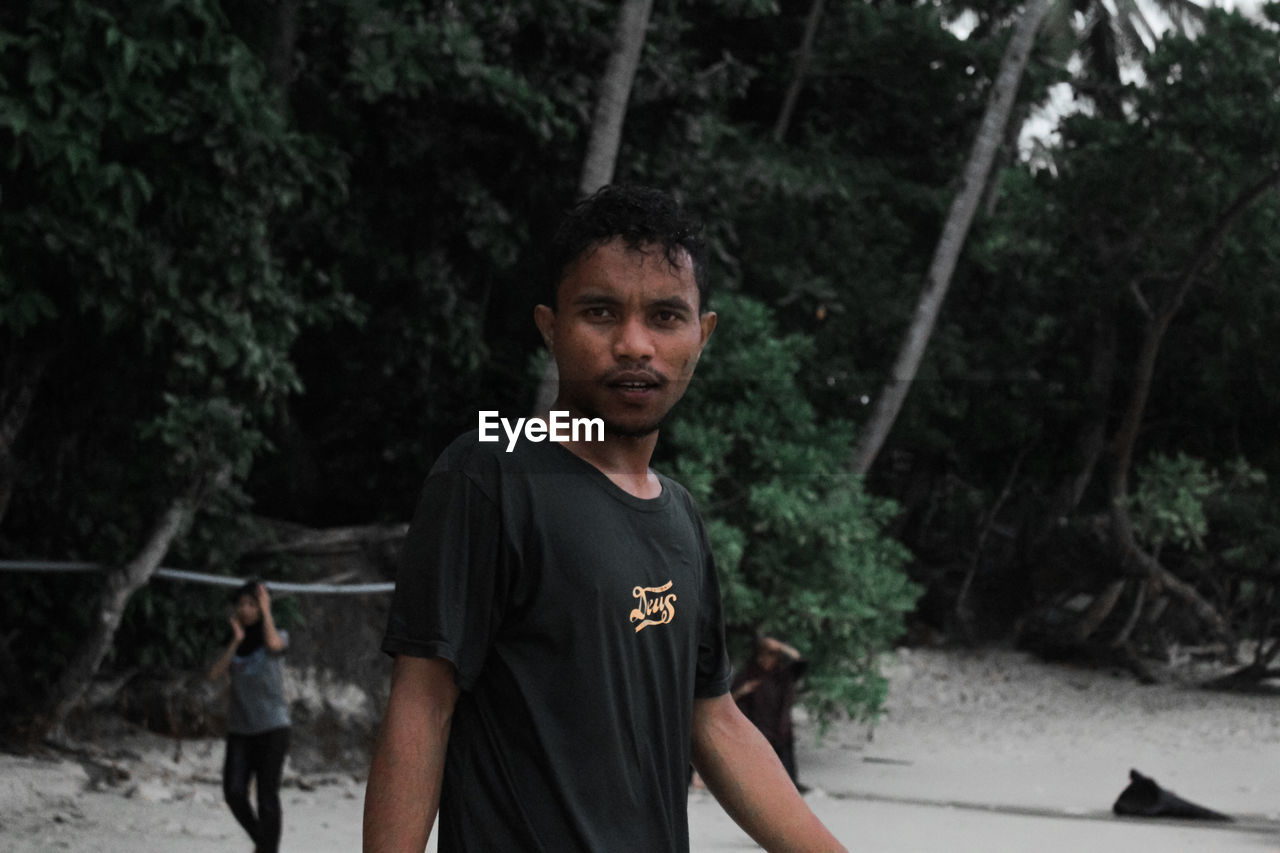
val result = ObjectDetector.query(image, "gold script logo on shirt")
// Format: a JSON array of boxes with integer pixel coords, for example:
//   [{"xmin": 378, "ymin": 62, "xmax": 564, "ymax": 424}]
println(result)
[{"xmin": 629, "ymin": 581, "xmax": 677, "ymax": 633}]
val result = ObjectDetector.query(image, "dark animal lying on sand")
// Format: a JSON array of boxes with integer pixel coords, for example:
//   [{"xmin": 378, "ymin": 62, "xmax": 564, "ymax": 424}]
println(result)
[{"xmin": 1113, "ymin": 769, "xmax": 1233, "ymax": 821}]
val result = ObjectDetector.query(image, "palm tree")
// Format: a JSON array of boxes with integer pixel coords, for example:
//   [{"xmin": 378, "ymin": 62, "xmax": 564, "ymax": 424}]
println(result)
[
  {"xmin": 532, "ymin": 0, "xmax": 655, "ymax": 415},
  {"xmin": 851, "ymin": 0, "xmax": 1058, "ymax": 474},
  {"xmin": 1067, "ymin": 0, "xmax": 1205, "ymax": 118},
  {"xmin": 851, "ymin": 0, "xmax": 1207, "ymax": 477}
]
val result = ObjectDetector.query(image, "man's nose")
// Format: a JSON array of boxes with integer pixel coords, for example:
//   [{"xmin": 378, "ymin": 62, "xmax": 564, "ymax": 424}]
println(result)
[{"xmin": 612, "ymin": 315, "xmax": 655, "ymax": 360}]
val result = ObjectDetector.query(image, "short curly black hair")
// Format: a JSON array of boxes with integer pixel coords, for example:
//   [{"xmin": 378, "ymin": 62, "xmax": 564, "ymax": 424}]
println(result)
[{"xmin": 544, "ymin": 184, "xmax": 709, "ymax": 310}]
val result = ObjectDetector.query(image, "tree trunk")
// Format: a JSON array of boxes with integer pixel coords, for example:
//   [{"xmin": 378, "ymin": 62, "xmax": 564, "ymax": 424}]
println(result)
[
  {"xmin": 1063, "ymin": 315, "xmax": 1118, "ymax": 512},
  {"xmin": 1026, "ymin": 314, "xmax": 1116, "ymax": 561},
  {"xmin": 979, "ymin": 98, "xmax": 1030, "ymax": 218},
  {"xmin": 40, "ymin": 489, "xmax": 201, "ymax": 740},
  {"xmin": 576, "ymin": 0, "xmax": 654, "ymax": 198},
  {"xmin": 773, "ymin": 0, "xmax": 824, "ymax": 144},
  {"xmin": 851, "ymin": 0, "xmax": 1054, "ymax": 475},
  {"xmin": 1109, "ymin": 166, "xmax": 1280, "ymax": 503},
  {"xmin": 532, "ymin": 354, "xmax": 561, "ymax": 417},
  {"xmin": 955, "ymin": 443, "xmax": 1027, "ymax": 641},
  {"xmin": 1086, "ymin": 168, "xmax": 1280, "ymax": 637},
  {"xmin": 245, "ymin": 519, "xmax": 409, "ymax": 555},
  {"xmin": 1075, "ymin": 578, "xmax": 1127, "ymax": 642},
  {"xmin": 535, "ymin": 0, "xmax": 654, "ymax": 414}
]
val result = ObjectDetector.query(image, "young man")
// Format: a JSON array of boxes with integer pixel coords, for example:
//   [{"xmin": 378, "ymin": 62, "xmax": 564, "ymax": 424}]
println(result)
[{"xmin": 363, "ymin": 185, "xmax": 846, "ymax": 852}]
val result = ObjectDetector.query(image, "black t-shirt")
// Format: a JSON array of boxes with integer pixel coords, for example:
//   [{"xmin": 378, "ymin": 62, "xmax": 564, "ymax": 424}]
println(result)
[{"xmin": 383, "ymin": 432, "xmax": 734, "ymax": 852}]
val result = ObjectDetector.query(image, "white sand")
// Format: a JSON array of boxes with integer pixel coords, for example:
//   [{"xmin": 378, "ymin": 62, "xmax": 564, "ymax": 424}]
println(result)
[{"xmin": 3, "ymin": 647, "xmax": 1277, "ymax": 852}]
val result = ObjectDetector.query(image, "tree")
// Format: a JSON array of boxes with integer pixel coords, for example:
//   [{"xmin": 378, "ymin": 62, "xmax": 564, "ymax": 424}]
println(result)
[
  {"xmin": 851, "ymin": 0, "xmax": 1057, "ymax": 475},
  {"xmin": 772, "ymin": 0, "xmax": 824, "ymax": 143},
  {"xmin": 43, "ymin": 479, "xmax": 213, "ymax": 735},
  {"xmin": 956, "ymin": 5, "xmax": 1280, "ymax": 658},
  {"xmin": 577, "ymin": 0, "xmax": 655, "ymax": 197},
  {"xmin": 1065, "ymin": 9, "xmax": 1280, "ymax": 644},
  {"xmin": 534, "ymin": 0, "xmax": 655, "ymax": 414},
  {"xmin": 0, "ymin": 0, "xmax": 349, "ymax": 735},
  {"xmin": 661, "ymin": 294, "xmax": 918, "ymax": 721}
]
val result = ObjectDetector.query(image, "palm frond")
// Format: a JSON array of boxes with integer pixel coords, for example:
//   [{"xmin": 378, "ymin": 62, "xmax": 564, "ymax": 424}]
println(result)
[{"xmin": 1112, "ymin": 0, "xmax": 1160, "ymax": 54}]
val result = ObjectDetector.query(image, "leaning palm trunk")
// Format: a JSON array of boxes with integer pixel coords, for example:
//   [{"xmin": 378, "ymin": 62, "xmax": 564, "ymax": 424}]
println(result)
[
  {"xmin": 773, "ymin": 0, "xmax": 824, "ymax": 143},
  {"xmin": 39, "ymin": 466, "xmax": 224, "ymax": 741},
  {"xmin": 851, "ymin": 0, "xmax": 1055, "ymax": 475},
  {"xmin": 534, "ymin": 0, "xmax": 654, "ymax": 414},
  {"xmin": 577, "ymin": 0, "xmax": 654, "ymax": 198}
]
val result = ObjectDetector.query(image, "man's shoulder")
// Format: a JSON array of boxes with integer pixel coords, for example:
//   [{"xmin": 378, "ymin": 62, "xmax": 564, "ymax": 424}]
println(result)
[
  {"xmin": 429, "ymin": 429, "xmax": 578, "ymax": 480},
  {"xmin": 430, "ymin": 429, "xmax": 500, "ymax": 475}
]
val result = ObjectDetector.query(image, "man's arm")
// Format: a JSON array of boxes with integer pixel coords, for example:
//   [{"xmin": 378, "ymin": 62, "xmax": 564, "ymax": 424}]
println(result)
[
  {"xmin": 363, "ymin": 655, "xmax": 460, "ymax": 853},
  {"xmin": 762, "ymin": 635, "xmax": 803, "ymax": 663},
  {"xmin": 691, "ymin": 693, "xmax": 846, "ymax": 853}
]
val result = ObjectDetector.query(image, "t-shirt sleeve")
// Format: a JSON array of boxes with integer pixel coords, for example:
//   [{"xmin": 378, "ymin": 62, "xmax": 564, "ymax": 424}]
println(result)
[
  {"xmin": 693, "ymin": 519, "xmax": 734, "ymax": 698},
  {"xmin": 382, "ymin": 468, "xmax": 509, "ymax": 691}
]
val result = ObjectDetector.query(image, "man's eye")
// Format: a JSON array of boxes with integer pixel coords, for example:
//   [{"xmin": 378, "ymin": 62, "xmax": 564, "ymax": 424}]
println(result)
[
  {"xmin": 654, "ymin": 311, "xmax": 683, "ymax": 325},
  {"xmin": 585, "ymin": 307, "xmax": 614, "ymax": 320}
]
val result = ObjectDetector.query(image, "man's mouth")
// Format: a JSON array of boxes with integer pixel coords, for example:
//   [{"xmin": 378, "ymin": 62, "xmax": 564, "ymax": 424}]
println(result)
[{"xmin": 605, "ymin": 371, "xmax": 664, "ymax": 397}]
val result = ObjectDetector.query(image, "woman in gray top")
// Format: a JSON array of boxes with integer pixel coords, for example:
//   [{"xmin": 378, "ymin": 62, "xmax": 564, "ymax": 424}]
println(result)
[{"xmin": 209, "ymin": 580, "xmax": 291, "ymax": 853}]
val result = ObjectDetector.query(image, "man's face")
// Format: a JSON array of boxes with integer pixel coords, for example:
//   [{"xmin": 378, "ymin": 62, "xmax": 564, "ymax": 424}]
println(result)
[{"xmin": 535, "ymin": 238, "xmax": 716, "ymax": 438}]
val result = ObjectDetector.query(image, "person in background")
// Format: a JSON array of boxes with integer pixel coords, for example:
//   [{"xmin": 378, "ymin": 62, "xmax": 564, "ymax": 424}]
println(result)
[
  {"xmin": 733, "ymin": 635, "xmax": 809, "ymax": 792},
  {"xmin": 208, "ymin": 580, "xmax": 291, "ymax": 853}
]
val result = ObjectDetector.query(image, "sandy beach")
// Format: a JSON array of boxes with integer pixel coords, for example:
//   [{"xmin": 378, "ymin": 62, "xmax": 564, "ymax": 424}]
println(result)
[{"xmin": 4, "ymin": 646, "xmax": 1278, "ymax": 852}]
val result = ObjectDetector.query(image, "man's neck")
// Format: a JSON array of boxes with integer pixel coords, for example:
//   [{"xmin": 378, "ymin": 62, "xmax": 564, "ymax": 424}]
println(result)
[{"xmin": 537, "ymin": 407, "xmax": 662, "ymax": 500}]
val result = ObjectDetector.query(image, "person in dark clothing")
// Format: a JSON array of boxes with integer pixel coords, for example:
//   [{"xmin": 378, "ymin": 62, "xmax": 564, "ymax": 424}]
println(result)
[
  {"xmin": 363, "ymin": 185, "xmax": 846, "ymax": 852},
  {"xmin": 208, "ymin": 580, "xmax": 291, "ymax": 853},
  {"xmin": 733, "ymin": 635, "xmax": 808, "ymax": 790}
]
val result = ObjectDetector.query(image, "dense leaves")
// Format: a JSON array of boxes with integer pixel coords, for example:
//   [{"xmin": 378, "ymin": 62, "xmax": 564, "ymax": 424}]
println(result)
[
  {"xmin": 4, "ymin": 0, "xmax": 1280, "ymax": 725},
  {"xmin": 661, "ymin": 295, "xmax": 917, "ymax": 719},
  {"xmin": 0, "ymin": 0, "xmax": 347, "ymax": 712}
]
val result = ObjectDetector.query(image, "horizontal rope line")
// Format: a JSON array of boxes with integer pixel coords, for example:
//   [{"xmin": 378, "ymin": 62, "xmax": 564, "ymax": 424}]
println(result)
[{"xmin": 0, "ymin": 560, "xmax": 393, "ymax": 594}]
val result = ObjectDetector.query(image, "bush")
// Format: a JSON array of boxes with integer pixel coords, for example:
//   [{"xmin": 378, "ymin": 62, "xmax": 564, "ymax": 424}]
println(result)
[{"xmin": 661, "ymin": 294, "xmax": 919, "ymax": 723}]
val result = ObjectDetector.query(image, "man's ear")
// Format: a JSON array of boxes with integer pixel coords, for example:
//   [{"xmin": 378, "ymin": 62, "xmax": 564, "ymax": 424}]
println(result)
[
  {"xmin": 533, "ymin": 304, "xmax": 556, "ymax": 351},
  {"xmin": 698, "ymin": 310, "xmax": 717, "ymax": 350}
]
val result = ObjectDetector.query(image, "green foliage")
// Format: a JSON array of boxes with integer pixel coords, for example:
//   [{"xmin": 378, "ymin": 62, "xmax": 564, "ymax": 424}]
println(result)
[
  {"xmin": 1198, "ymin": 460, "xmax": 1280, "ymax": 643},
  {"xmin": 1208, "ymin": 460, "xmax": 1277, "ymax": 569},
  {"xmin": 1124, "ymin": 453, "xmax": 1271, "ymax": 562},
  {"xmin": 117, "ymin": 584, "xmax": 235, "ymax": 673},
  {"xmin": 661, "ymin": 295, "xmax": 919, "ymax": 722},
  {"xmin": 1128, "ymin": 453, "xmax": 1278, "ymax": 648},
  {"xmin": 246, "ymin": 0, "xmax": 613, "ymax": 518},
  {"xmin": 1128, "ymin": 453, "xmax": 1220, "ymax": 553},
  {"xmin": 6, "ymin": 0, "xmax": 1280, "ymax": 719},
  {"xmin": 950, "ymin": 5, "xmax": 1280, "ymax": 525},
  {"xmin": 2, "ymin": 0, "xmax": 352, "ymax": 488},
  {"xmin": 0, "ymin": 0, "xmax": 351, "ymax": 703}
]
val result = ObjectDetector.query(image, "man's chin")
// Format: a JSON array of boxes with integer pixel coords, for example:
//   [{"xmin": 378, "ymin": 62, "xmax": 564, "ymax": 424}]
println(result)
[
  {"xmin": 559, "ymin": 394, "xmax": 670, "ymax": 439},
  {"xmin": 597, "ymin": 409, "xmax": 666, "ymax": 439},
  {"xmin": 604, "ymin": 419, "xmax": 662, "ymax": 440}
]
